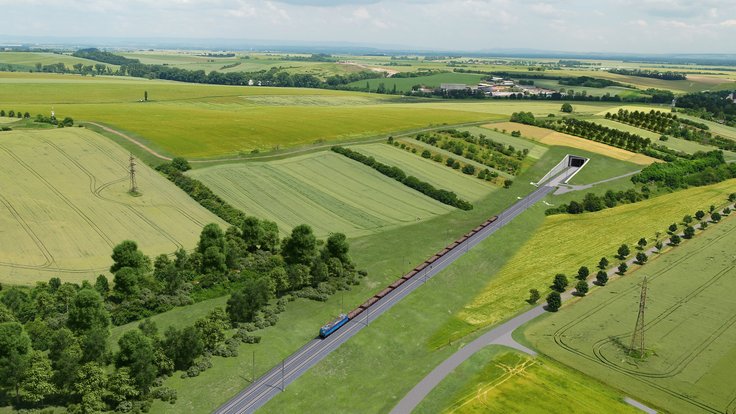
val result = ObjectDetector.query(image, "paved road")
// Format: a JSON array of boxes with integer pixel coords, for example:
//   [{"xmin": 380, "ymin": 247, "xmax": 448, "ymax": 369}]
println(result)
[{"xmin": 215, "ymin": 167, "xmax": 577, "ymax": 414}]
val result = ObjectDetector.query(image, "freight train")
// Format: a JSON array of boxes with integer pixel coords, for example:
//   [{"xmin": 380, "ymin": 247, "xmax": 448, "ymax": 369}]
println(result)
[{"xmin": 318, "ymin": 215, "xmax": 499, "ymax": 338}]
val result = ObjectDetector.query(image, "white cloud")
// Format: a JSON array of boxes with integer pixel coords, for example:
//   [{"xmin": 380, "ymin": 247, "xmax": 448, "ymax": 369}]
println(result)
[{"xmin": 721, "ymin": 19, "xmax": 736, "ymax": 26}]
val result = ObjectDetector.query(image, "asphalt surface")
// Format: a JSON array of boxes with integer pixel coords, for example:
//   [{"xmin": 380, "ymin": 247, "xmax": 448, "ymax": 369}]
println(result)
[{"xmin": 215, "ymin": 167, "xmax": 576, "ymax": 414}]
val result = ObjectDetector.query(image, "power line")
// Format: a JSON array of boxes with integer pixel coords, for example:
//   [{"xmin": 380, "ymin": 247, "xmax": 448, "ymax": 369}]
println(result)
[
  {"xmin": 629, "ymin": 276, "xmax": 647, "ymax": 358},
  {"xmin": 129, "ymin": 153, "xmax": 138, "ymax": 194}
]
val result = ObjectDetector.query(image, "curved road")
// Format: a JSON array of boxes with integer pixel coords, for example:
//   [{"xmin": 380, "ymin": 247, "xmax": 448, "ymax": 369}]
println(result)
[{"xmin": 215, "ymin": 166, "xmax": 579, "ymax": 414}]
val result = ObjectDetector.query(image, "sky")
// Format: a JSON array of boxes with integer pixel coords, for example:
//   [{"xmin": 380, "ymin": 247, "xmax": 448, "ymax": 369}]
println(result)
[{"xmin": 2, "ymin": 0, "xmax": 736, "ymax": 53}]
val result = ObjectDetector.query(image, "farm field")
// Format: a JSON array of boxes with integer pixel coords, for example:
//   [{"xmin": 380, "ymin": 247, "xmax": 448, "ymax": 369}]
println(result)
[
  {"xmin": 0, "ymin": 128, "xmax": 224, "ymax": 284},
  {"xmin": 188, "ymin": 151, "xmax": 453, "ymax": 238},
  {"xmin": 589, "ymin": 118, "xmax": 661, "ymax": 140},
  {"xmin": 532, "ymin": 78, "xmax": 646, "ymax": 98},
  {"xmin": 436, "ymin": 178, "xmax": 736, "ymax": 346},
  {"xmin": 523, "ymin": 213, "xmax": 736, "ymax": 414},
  {"xmin": 414, "ymin": 346, "xmax": 639, "ymax": 414},
  {"xmin": 0, "ymin": 72, "xmax": 496, "ymax": 158},
  {"xmin": 347, "ymin": 72, "xmax": 486, "ymax": 92},
  {"xmin": 489, "ymin": 122, "xmax": 658, "ymax": 165},
  {"xmin": 352, "ymin": 143, "xmax": 497, "ymax": 201}
]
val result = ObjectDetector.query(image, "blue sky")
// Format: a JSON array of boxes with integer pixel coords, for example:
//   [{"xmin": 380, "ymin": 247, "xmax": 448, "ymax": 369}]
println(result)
[{"xmin": 2, "ymin": 0, "xmax": 735, "ymax": 53}]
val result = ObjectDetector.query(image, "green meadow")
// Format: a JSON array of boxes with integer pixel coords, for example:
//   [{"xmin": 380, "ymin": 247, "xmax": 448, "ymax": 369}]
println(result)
[{"xmin": 347, "ymin": 72, "xmax": 486, "ymax": 92}]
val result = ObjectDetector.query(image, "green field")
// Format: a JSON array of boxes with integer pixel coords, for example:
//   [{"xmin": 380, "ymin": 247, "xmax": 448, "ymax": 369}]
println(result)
[
  {"xmin": 433, "ymin": 178, "xmax": 736, "ymax": 346},
  {"xmin": 0, "ymin": 128, "xmax": 224, "ymax": 284},
  {"xmin": 0, "ymin": 72, "xmax": 498, "ymax": 159},
  {"xmin": 352, "ymin": 143, "xmax": 497, "ymax": 201},
  {"xmin": 464, "ymin": 125, "xmax": 549, "ymax": 159},
  {"xmin": 414, "ymin": 346, "xmax": 639, "ymax": 414},
  {"xmin": 532, "ymin": 78, "xmax": 645, "ymax": 98},
  {"xmin": 0, "ymin": 51, "xmax": 116, "ymax": 70},
  {"xmin": 523, "ymin": 213, "xmax": 736, "ymax": 414},
  {"xmin": 188, "ymin": 151, "xmax": 453, "ymax": 238},
  {"xmin": 347, "ymin": 72, "xmax": 486, "ymax": 92}
]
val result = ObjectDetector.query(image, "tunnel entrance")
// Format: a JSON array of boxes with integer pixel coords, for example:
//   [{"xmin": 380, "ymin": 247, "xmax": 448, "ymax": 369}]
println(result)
[{"xmin": 568, "ymin": 156, "xmax": 586, "ymax": 167}]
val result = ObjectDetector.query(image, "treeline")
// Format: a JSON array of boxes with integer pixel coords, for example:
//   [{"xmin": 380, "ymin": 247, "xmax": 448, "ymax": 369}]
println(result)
[
  {"xmin": 558, "ymin": 76, "xmax": 621, "ymax": 88},
  {"xmin": 546, "ymin": 188, "xmax": 649, "ymax": 215},
  {"xmin": 0, "ymin": 109, "xmax": 74, "ymax": 128},
  {"xmin": 156, "ymin": 159, "xmax": 247, "ymax": 226},
  {"xmin": 675, "ymin": 91, "xmax": 736, "ymax": 126},
  {"xmin": 632, "ymin": 150, "xmax": 736, "ymax": 188},
  {"xmin": 0, "ymin": 213, "xmax": 361, "ymax": 411},
  {"xmin": 609, "ymin": 68, "xmax": 687, "ymax": 80},
  {"xmin": 331, "ymin": 146, "xmax": 473, "ymax": 210},
  {"xmin": 414, "ymin": 129, "xmax": 525, "ymax": 174},
  {"xmin": 607, "ymin": 109, "xmax": 736, "ymax": 151},
  {"xmin": 72, "ymin": 48, "xmax": 140, "ymax": 66},
  {"xmin": 281, "ymin": 53, "xmax": 334, "ymax": 62}
]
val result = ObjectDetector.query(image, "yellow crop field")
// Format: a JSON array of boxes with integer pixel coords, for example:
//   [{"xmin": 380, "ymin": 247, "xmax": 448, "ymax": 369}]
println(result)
[{"xmin": 0, "ymin": 128, "xmax": 225, "ymax": 285}]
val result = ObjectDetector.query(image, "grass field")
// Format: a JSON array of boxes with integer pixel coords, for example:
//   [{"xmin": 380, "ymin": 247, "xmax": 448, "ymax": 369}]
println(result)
[
  {"xmin": 0, "ymin": 72, "xmax": 500, "ymax": 159},
  {"xmin": 0, "ymin": 51, "xmax": 116, "ymax": 70},
  {"xmin": 437, "ymin": 179, "xmax": 736, "ymax": 346},
  {"xmin": 489, "ymin": 122, "xmax": 658, "ymax": 165},
  {"xmin": 532, "ymin": 78, "xmax": 645, "ymax": 99},
  {"xmin": 462, "ymin": 126, "xmax": 549, "ymax": 159},
  {"xmin": 523, "ymin": 212, "xmax": 736, "ymax": 414},
  {"xmin": 352, "ymin": 143, "xmax": 497, "ymax": 200},
  {"xmin": 0, "ymin": 128, "xmax": 224, "ymax": 284},
  {"xmin": 414, "ymin": 346, "xmax": 640, "ymax": 414},
  {"xmin": 347, "ymin": 72, "xmax": 486, "ymax": 92},
  {"xmin": 188, "ymin": 151, "xmax": 453, "ymax": 238}
]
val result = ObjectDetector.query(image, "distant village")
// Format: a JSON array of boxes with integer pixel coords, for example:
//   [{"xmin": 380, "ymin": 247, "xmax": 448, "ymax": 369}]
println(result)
[{"xmin": 420, "ymin": 77, "xmax": 559, "ymax": 97}]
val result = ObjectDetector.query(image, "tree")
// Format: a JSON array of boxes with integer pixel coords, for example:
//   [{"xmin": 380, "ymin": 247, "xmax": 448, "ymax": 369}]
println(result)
[
  {"xmin": 170, "ymin": 157, "xmax": 190, "ymax": 171},
  {"xmin": 503, "ymin": 179, "xmax": 513, "ymax": 189},
  {"xmin": 226, "ymin": 276, "xmax": 272, "ymax": 323},
  {"xmin": 20, "ymin": 350, "xmax": 55, "ymax": 404},
  {"xmin": 670, "ymin": 234, "xmax": 681, "ymax": 245},
  {"xmin": 598, "ymin": 257, "xmax": 609, "ymax": 269},
  {"xmin": 527, "ymin": 288, "xmax": 540, "ymax": 304},
  {"xmin": 576, "ymin": 266, "xmax": 590, "ymax": 280},
  {"xmin": 618, "ymin": 262, "xmax": 628, "ymax": 275},
  {"xmin": 67, "ymin": 289, "xmax": 110, "ymax": 334},
  {"xmin": 49, "ymin": 328, "xmax": 82, "ymax": 392},
  {"xmin": 617, "ymin": 244, "xmax": 630, "ymax": 259},
  {"xmin": 260, "ymin": 220, "xmax": 280, "ymax": 252},
  {"xmin": 552, "ymin": 273, "xmax": 568, "ymax": 292},
  {"xmin": 241, "ymin": 216, "xmax": 264, "ymax": 251},
  {"xmin": 202, "ymin": 245, "xmax": 227, "ymax": 274},
  {"xmin": 116, "ymin": 330, "xmax": 157, "ymax": 393},
  {"xmin": 110, "ymin": 240, "xmax": 149, "ymax": 273},
  {"xmin": 113, "ymin": 267, "xmax": 140, "ymax": 297},
  {"xmin": 0, "ymin": 322, "xmax": 31, "ymax": 402},
  {"xmin": 73, "ymin": 362, "xmax": 107, "ymax": 413},
  {"xmin": 546, "ymin": 291, "xmax": 562, "ymax": 312},
  {"xmin": 712, "ymin": 212, "xmax": 722, "ymax": 222},
  {"xmin": 683, "ymin": 225, "xmax": 695, "ymax": 239},
  {"xmin": 683, "ymin": 214, "xmax": 693, "ymax": 225},
  {"xmin": 94, "ymin": 274, "xmax": 109, "ymax": 297},
  {"xmin": 195, "ymin": 308, "xmax": 229, "ymax": 351},
  {"xmin": 700, "ymin": 221, "xmax": 708, "ymax": 230},
  {"xmin": 668, "ymin": 223, "xmax": 678, "ymax": 234},
  {"xmin": 729, "ymin": 193, "xmax": 736, "ymax": 202},
  {"xmin": 635, "ymin": 252, "xmax": 648, "ymax": 264},
  {"xmin": 105, "ymin": 367, "xmax": 139, "ymax": 407},
  {"xmin": 637, "ymin": 238, "xmax": 647, "ymax": 250},
  {"xmin": 596, "ymin": 270, "xmax": 608, "ymax": 286},
  {"xmin": 198, "ymin": 223, "xmax": 227, "ymax": 256},
  {"xmin": 575, "ymin": 280, "xmax": 589, "ymax": 296},
  {"xmin": 322, "ymin": 232, "xmax": 350, "ymax": 264},
  {"xmin": 655, "ymin": 241, "xmax": 664, "ymax": 251},
  {"xmin": 282, "ymin": 224, "xmax": 317, "ymax": 266},
  {"xmin": 561, "ymin": 103, "xmax": 573, "ymax": 113},
  {"xmin": 695, "ymin": 210, "xmax": 705, "ymax": 220},
  {"xmin": 144, "ymin": 90, "xmax": 148, "ymax": 101},
  {"xmin": 164, "ymin": 326, "xmax": 203, "ymax": 371}
]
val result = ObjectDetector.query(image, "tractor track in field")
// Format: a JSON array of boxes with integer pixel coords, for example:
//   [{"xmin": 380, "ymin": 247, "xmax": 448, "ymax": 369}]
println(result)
[{"xmin": 550, "ymin": 214, "xmax": 736, "ymax": 414}]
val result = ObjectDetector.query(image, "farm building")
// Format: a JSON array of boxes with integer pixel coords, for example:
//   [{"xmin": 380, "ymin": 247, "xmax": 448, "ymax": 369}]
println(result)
[{"xmin": 440, "ymin": 83, "xmax": 469, "ymax": 91}]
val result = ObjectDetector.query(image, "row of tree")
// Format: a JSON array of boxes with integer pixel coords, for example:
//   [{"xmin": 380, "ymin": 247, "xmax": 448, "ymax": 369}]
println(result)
[
  {"xmin": 609, "ymin": 68, "xmax": 687, "ymax": 81},
  {"xmin": 675, "ymin": 91, "xmax": 736, "ymax": 126},
  {"xmin": 536, "ymin": 195, "xmax": 734, "ymax": 312},
  {"xmin": 331, "ymin": 146, "xmax": 473, "ymax": 210},
  {"xmin": 413, "ymin": 130, "xmax": 524, "ymax": 175},
  {"xmin": 606, "ymin": 109, "xmax": 736, "ymax": 152},
  {"xmin": 545, "ymin": 188, "xmax": 649, "ymax": 215}
]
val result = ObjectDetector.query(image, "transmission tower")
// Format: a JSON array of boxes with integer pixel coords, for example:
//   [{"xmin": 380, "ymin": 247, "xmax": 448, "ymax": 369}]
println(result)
[
  {"xmin": 629, "ymin": 276, "xmax": 647, "ymax": 357},
  {"xmin": 129, "ymin": 153, "xmax": 138, "ymax": 194}
]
